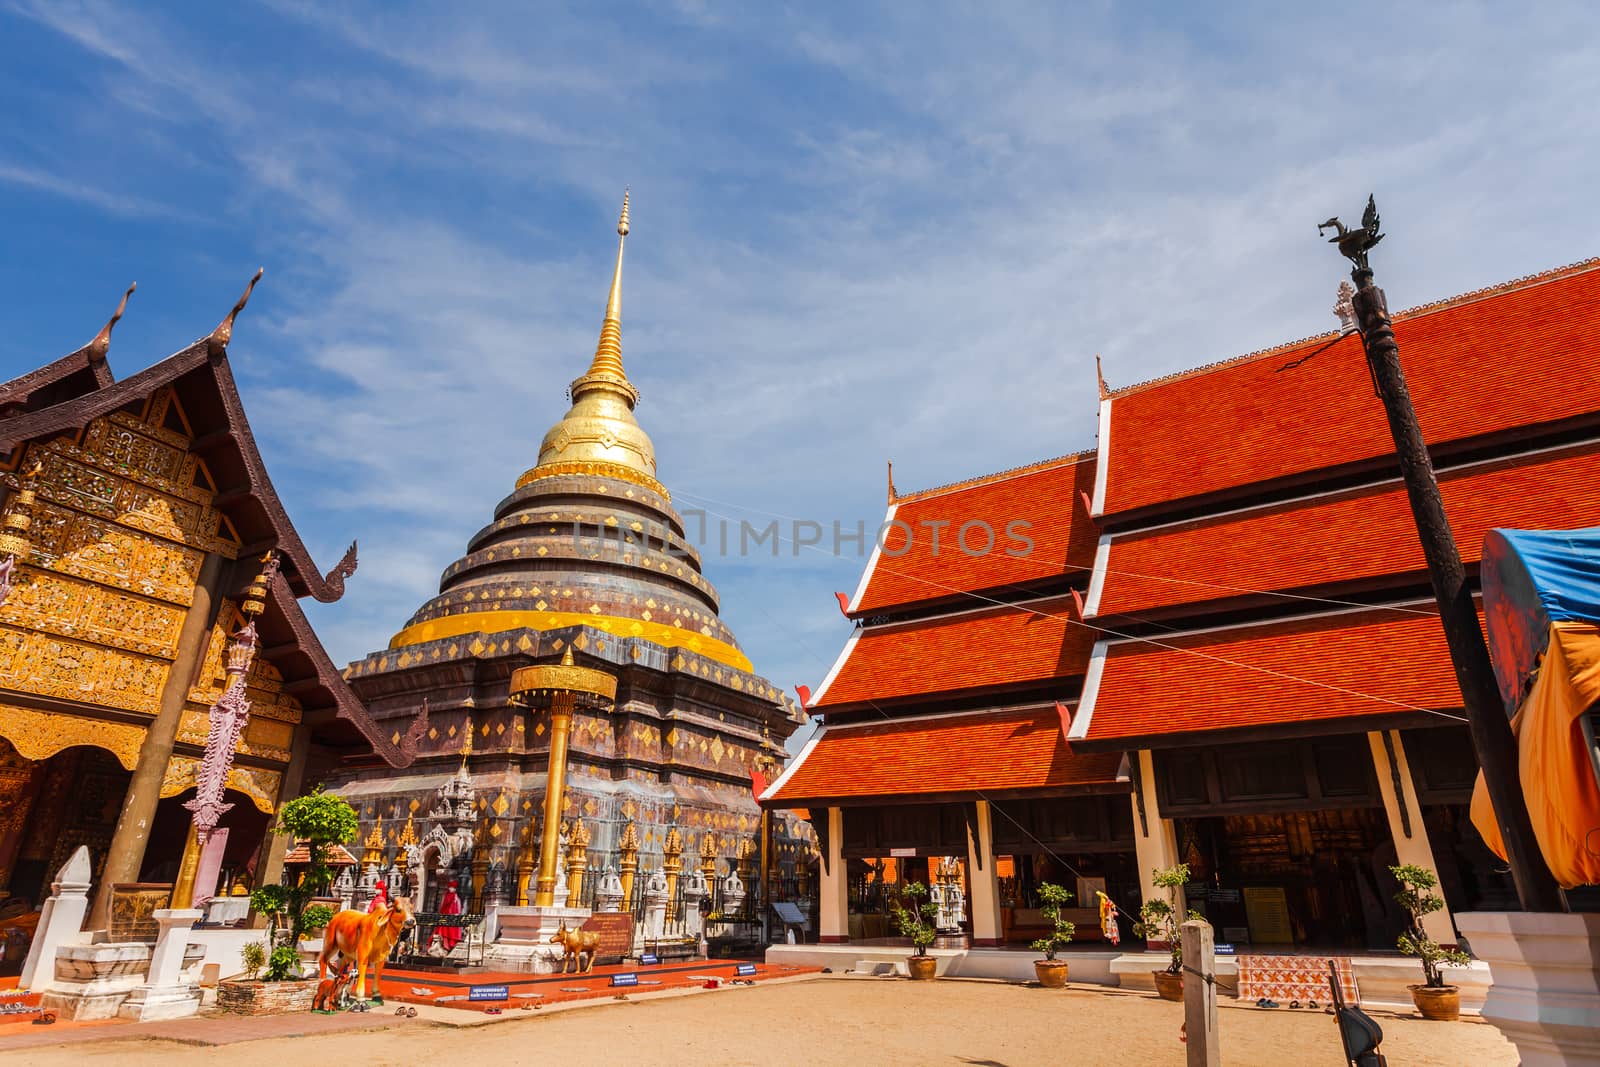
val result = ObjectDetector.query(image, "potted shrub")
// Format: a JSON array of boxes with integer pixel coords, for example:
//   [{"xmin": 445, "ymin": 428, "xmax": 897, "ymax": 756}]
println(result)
[
  {"xmin": 1030, "ymin": 882, "xmax": 1075, "ymax": 988},
  {"xmin": 219, "ymin": 789, "xmax": 360, "ymax": 1015},
  {"xmin": 299, "ymin": 904, "xmax": 335, "ymax": 942},
  {"xmin": 890, "ymin": 881, "xmax": 940, "ymax": 980},
  {"xmin": 1390, "ymin": 864, "xmax": 1470, "ymax": 1022},
  {"xmin": 1133, "ymin": 864, "xmax": 1196, "ymax": 1002}
]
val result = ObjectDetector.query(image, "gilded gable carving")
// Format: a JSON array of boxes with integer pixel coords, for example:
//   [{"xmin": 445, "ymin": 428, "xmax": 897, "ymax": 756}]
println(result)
[
  {"xmin": 81, "ymin": 415, "xmax": 196, "ymax": 492},
  {"xmin": 0, "ymin": 624, "xmax": 170, "ymax": 712},
  {"xmin": 0, "ymin": 702, "xmax": 145, "ymax": 769},
  {"xmin": 1, "ymin": 569, "xmax": 185, "ymax": 657},
  {"xmin": 28, "ymin": 500, "xmax": 203, "ymax": 607},
  {"xmin": 159, "ymin": 753, "xmax": 280, "ymax": 814}
]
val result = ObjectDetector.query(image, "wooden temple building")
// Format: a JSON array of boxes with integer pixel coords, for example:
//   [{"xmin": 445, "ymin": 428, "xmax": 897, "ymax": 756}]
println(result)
[
  {"xmin": 0, "ymin": 278, "xmax": 418, "ymax": 948},
  {"xmin": 765, "ymin": 257, "xmax": 1600, "ymax": 959},
  {"xmin": 323, "ymin": 195, "xmax": 807, "ymax": 916}
]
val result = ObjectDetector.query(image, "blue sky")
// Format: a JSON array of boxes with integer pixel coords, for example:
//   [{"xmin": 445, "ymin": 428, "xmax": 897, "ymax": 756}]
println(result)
[{"xmin": 4, "ymin": 1, "xmax": 1598, "ymax": 722}]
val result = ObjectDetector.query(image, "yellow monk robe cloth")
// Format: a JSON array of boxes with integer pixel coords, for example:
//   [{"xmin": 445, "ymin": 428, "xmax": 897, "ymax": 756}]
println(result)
[{"xmin": 1471, "ymin": 620, "xmax": 1600, "ymax": 888}]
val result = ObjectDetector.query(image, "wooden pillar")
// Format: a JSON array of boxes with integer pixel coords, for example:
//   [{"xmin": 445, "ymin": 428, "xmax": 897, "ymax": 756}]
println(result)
[
  {"xmin": 255, "ymin": 723, "xmax": 312, "ymax": 895},
  {"xmin": 1369, "ymin": 729, "xmax": 1455, "ymax": 944},
  {"xmin": 818, "ymin": 807, "xmax": 848, "ymax": 944},
  {"xmin": 1133, "ymin": 749, "xmax": 1184, "ymax": 943},
  {"xmin": 90, "ymin": 551, "xmax": 224, "ymax": 929},
  {"xmin": 966, "ymin": 801, "xmax": 1003, "ymax": 947},
  {"xmin": 1182, "ymin": 919, "xmax": 1220, "ymax": 1066}
]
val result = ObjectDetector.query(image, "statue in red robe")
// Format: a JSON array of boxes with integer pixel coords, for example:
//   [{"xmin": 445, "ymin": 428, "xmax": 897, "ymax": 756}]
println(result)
[
  {"xmin": 367, "ymin": 880, "xmax": 389, "ymax": 913},
  {"xmin": 438, "ymin": 880, "xmax": 463, "ymax": 950}
]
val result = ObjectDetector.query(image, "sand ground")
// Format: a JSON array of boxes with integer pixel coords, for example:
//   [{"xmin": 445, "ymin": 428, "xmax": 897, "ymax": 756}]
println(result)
[{"xmin": 13, "ymin": 976, "xmax": 1516, "ymax": 1067}]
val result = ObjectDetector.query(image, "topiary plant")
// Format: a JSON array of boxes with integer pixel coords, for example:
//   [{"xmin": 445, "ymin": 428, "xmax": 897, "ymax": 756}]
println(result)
[
  {"xmin": 240, "ymin": 940, "xmax": 267, "ymax": 981},
  {"xmin": 265, "ymin": 943, "xmax": 302, "ymax": 982},
  {"xmin": 1029, "ymin": 882, "xmax": 1076, "ymax": 961},
  {"xmin": 1133, "ymin": 864, "xmax": 1201, "ymax": 976},
  {"xmin": 890, "ymin": 881, "xmax": 940, "ymax": 958},
  {"xmin": 1390, "ymin": 864, "xmax": 1471, "ymax": 988}
]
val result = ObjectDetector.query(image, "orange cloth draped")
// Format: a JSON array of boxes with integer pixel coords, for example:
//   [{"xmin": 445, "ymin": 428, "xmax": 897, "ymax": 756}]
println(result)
[{"xmin": 1471, "ymin": 620, "xmax": 1600, "ymax": 888}]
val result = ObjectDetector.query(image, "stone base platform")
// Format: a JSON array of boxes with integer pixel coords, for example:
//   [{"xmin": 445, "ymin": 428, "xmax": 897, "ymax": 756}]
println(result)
[
  {"xmin": 764, "ymin": 941, "xmax": 1121, "ymax": 986},
  {"xmin": 483, "ymin": 906, "xmax": 592, "ymax": 973}
]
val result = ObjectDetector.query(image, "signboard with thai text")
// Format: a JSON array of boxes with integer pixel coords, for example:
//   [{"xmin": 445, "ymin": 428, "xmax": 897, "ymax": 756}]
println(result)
[{"xmin": 582, "ymin": 913, "xmax": 635, "ymax": 964}]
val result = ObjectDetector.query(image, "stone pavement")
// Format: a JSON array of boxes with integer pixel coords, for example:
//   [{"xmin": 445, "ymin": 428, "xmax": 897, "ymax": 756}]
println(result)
[{"xmin": 0, "ymin": 1001, "xmax": 419, "ymax": 1055}]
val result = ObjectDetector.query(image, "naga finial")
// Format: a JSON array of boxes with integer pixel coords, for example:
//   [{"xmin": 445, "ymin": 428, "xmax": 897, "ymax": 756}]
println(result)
[
  {"xmin": 207, "ymin": 268, "xmax": 264, "ymax": 354},
  {"xmin": 89, "ymin": 282, "xmax": 137, "ymax": 360}
]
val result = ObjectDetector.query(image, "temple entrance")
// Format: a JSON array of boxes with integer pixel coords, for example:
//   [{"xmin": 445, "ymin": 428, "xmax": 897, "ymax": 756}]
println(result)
[
  {"xmin": 1175, "ymin": 810, "xmax": 1406, "ymax": 950},
  {"xmin": 989, "ymin": 795, "xmax": 1139, "ymax": 947},
  {"xmin": 0, "ymin": 739, "xmax": 131, "ymax": 910},
  {"xmin": 0, "ymin": 739, "xmax": 131, "ymax": 975},
  {"xmin": 140, "ymin": 788, "xmax": 273, "ymax": 896},
  {"xmin": 1153, "ymin": 735, "xmax": 1407, "ymax": 950}
]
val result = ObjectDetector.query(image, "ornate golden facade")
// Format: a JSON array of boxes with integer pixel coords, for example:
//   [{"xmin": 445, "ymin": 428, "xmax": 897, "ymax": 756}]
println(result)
[{"xmin": 1, "ymin": 292, "xmax": 410, "ymax": 911}]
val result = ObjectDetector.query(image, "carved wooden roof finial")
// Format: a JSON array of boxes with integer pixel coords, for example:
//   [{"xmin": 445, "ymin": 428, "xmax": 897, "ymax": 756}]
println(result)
[
  {"xmin": 89, "ymin": 282, "xmax": 137, "ymax": 361},
  {"xmin": 207, "ymin": 268, "xmax": 264, "ymax": 355}
]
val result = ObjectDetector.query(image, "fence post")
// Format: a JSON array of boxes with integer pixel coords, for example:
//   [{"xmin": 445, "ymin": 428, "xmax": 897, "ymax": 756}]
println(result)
[{"xmin": 1181, "ymin": 919, "xmax": 1219, "ymax": 1067}]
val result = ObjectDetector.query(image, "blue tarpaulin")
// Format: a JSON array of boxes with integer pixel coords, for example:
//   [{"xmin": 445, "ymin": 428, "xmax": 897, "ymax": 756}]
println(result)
[
  {"xmin": 1475, "ymin": 525, "xmax": 1600, "ymax": 887},
  {"xmin": 1481, "ymin": 527, "xmax": 1600, "ymax": 713}
]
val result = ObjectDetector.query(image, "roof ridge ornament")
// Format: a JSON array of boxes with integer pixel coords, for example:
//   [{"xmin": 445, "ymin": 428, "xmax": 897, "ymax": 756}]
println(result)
[
  {"xmin": 88, "ymin": 282, "xmax": 137, "ymax": 362},
  {"xmin": 887, "ymin": 460, "xmax": 897, "ymax": 504},
  {"xmin": 207, "ymin": 268, "xmax": 264, "ymax": 356},
  {"xmin": 1095, "ymin": 354, "xmax": 1108, "ymax": 400},
  {"xmin": 1333, "ymin": 280, "xmax": 1358, "ymax": 335}
]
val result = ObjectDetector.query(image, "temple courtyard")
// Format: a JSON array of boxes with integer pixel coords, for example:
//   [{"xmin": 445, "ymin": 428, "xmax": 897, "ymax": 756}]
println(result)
[{"xmin": 5, "ymin": 975, "xmax": 1516, "ymax": 1066}]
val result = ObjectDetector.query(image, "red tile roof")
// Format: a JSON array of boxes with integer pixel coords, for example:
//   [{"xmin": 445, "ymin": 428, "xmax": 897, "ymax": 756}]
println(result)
[
  {"xmin": 851, "ymin": 454, "xmax": 1097, "ymax": 615},
  {"xmin": 1099, "ymin": 441, "xmax": 1600, "ymax": 618},
  {"xmin": 1080, "ymin": 607, "xmax": 1469, "ymax": 744},
  {"xmin": 815, "ymin": 598, "xmax": 1095, "ymax": 709},
  {"xmin": 1101, "ymin": 261, "xmax": 1600, "ymax": 519},
  {"xmin": 283, "ymin": 843, "xmax": 360, "ymax": 866},
  {"xmin": 762, "ymin": 707, "xmax": 1126, "ymax": 805}
]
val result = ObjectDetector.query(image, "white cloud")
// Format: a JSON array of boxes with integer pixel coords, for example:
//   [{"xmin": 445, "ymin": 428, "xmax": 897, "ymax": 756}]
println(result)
[{"xmin": 11, "ymin": 0, "xmax": 1600, "ymax": 708}]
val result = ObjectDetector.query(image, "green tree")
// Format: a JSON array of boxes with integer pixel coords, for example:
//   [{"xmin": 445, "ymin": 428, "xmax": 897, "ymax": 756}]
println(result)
[
  {"xmin": 1029, "ymin": 882, "xmax": 1076, "ymax": 961},
  {"xmin": 890, "ymin": 882, "xmax": 940, "ymax": 958},
  {"xmin": 248, "ymin": 788, "xmax": 360, "ymax": 977},
  {"xmin": 1389, "ymin": 864, "xmax": 1470, "ymax": 988},
  {"xmin": 1133, "ymin": 864, "xmax": 1200, "ymax": 976}
]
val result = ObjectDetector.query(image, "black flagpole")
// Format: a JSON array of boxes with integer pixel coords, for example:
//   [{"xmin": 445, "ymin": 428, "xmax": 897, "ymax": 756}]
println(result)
[{"xmin": 1319, "ymin": 197, "xmax": 1565, "ymax": 913}]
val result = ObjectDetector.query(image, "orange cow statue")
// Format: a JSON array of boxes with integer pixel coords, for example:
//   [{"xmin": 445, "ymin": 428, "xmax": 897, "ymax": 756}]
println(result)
[
  {"xmin": 549, "ymin": 922, "xmax": 601, "ymax": 974},
  {"xmin": 319, "ymin": 897, "xmax": 415, "ymax": 1004}
]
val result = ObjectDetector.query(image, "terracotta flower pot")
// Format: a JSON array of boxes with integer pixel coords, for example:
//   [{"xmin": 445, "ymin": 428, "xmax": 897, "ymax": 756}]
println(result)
[
  {"xmin": 1152, "ymin": 970, "xmax": 1185, "ymax": 1002},
  {"xmin": 1408, "ymin": 984, "xmax": 1461, "ymax": 1022},
  {"xmin": 1034, "ymin": 960, "xmax": 1069, "ymax": 988},
  {"xmin": 907, "ymin": 956, "xmax": 938, "ymax": 981}
]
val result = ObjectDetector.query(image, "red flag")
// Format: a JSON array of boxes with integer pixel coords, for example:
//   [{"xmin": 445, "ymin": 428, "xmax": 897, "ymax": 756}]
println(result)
[
  {"xmin": 751, "ymin": 767, "xmax": 768, "ymax": 802},
  {"xmin": 795, "ymin": 684, "xmax": 812, "ymax": 711},
  {"xmin": 1056, "ymin": 701, "xmax": 1074, "ymax": 751},
  {"xmin": 1070, "ymin": 588, "xmax": 1085, "ymax": 619},
  {"xmin": 834, "ymin": 591, "xmax": 851, "ymax": 616}
]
